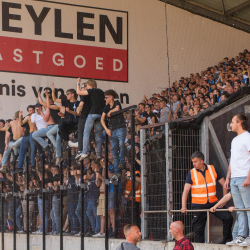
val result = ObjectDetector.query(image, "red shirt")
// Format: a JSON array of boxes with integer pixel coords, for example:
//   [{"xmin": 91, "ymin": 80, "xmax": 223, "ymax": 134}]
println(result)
[{"xmin": 173, "ymin": 237, "xmax": 194, "ymax": 250}]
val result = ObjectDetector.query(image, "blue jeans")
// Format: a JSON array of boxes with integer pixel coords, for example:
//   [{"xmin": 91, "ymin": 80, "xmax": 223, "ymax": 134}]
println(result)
[
  {"xmin": 231, "ymin": 177, "xmax": 250, "ymax": 237},
  {"xmin": 17, "ymin": 136, "xmax": 29, "ymax": 169},
  {"xmin": 29, "ymin": 133, "xmax": 36, "ymax": 167},
  {"xmin": 38, "ymin": 198, "xmax": 49, "ymax": 232},
  {"xmin": 0, "ymin": 201, "xmax": 8, "ymax": 230},
  {"xmin": 2, "ymin": 141, "xmax": 14, "ymax": 167},
  {"xmin": 75, "ymin": 192, "xmax": 89, "ymax": 234},
  {"xmin": 12, "ymin": 137, "xmax": 23, "ymax": 155},
  {"xmin": 110, "ymin": 127, "xmax": 126, "ymax": 174},
  {"xmin": 50, "ymin": 196, "xmax": 60, "ymax": 233},
  {"xmin": 82, "ymin": 114, "xmax": 103, "ymax": 156},
  {"xmin": 9, "ymin": 199, "xmax": 22, "ymax": 231},
  {"xmin": 86, "ymin": 199, "xmax": 100, "ymax": 233},
  {"xmin": 68, "ymin": 201, "xmax": 79, "ymax": 233},
  {"xmin": 46, "ymin": 124, "xmax": 61, "ymax": 158},
  {"xmin": 32, "ymin": 125, "xmax": 54, "ymax": 149}
]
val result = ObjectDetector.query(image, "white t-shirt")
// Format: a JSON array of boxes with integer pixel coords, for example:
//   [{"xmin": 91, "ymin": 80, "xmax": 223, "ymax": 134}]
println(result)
[
  {"xmin": 230, "ymin": 131, "xmax": 250, "ymax": 178},
  {"xmin": 31, "ymin": 112, "xmax": 47, "ymax": 130}
]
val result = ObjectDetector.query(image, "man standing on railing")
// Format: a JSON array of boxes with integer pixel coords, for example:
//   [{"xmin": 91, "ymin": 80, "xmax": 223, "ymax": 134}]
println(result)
[
  {"xmin": 181, "ymin": 151, "xmax": 233, "ymax": 244},
  {"xmin": 225, "ymin": 114, "xmax": 250, "ymax": 246},
  {"xmin": 169, "ymin": 221, "xmax": 194, "ymax": 250}
]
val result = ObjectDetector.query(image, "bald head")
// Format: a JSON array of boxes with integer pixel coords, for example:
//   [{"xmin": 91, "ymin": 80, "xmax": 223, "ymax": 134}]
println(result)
[
  {"xmin": 172, "ymin": 221, "xmax": 184, "ymax": 232},
  {"xmin": 169, "ymin": 221, "xmax": 185, "ymax": 241}
]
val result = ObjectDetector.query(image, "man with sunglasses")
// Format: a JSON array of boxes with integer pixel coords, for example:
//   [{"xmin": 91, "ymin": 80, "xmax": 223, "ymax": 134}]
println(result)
[
  {"xmin": 76, "ymin": 78, "xmax": 105, "ymax": 162},
  {"xmin": 101, "ymin": 89, "xmax": 126, "ymax": 176},
  {"xmin": 52, "ymin": 83, "xmax": 80, "ymax": 163}
]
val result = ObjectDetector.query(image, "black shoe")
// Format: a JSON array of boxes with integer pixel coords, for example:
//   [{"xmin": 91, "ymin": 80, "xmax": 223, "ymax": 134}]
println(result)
[
  {"xmin": 85, "ymin": 231, "xmax": 93, "ymax": 237},
  {"xmin": 31, "ymin": 166, "xmax": 36, "ymax": 173},
  {"xmin": 14, "ymin": 168, "xmax": 23, "ymax": 175}
]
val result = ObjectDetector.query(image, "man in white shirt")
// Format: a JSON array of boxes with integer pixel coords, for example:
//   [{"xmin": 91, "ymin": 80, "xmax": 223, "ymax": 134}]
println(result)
[
  {"xmin": 225, "ymin": 114, "xmax": 250, "ymax": 246},
  {"xmin": 30, "ymin": 103, "xmax": 47, "ymax": 172}
]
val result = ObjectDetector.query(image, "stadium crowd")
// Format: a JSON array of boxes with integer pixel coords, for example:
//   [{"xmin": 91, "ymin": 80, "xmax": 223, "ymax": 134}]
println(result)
[{"xmin": 0, "ymin": 49, "xmax": 249, "ymax": 244}]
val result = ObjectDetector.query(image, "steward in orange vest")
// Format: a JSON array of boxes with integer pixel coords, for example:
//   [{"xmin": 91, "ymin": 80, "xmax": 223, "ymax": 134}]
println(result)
[
  {"xmin": 124, "ymin": 170, "xmax": 141, "ymax": 229},
  {"xmin": 181, "ymin": 151, "xmax": 233, "ymax": 244}
]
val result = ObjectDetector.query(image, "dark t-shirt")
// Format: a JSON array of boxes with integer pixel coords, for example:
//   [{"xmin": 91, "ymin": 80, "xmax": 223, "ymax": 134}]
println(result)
[
  {"xmin": 0, "ymin": 131, "xmax": 5, "ymax": 147},
  {"xmin": 67, "ymin": 175, "xmax": 80, "ymax": 203},
  {"xmin": 80, "ymin": 95, "xmax": 91, "ymax": 118},
  {"xmin": 89, "ymin": 170, "xmax": 102, "ymax": 200},
  {"xmin": 61, "ymin": 100, "xmax": 80, "ymax": 122},
  {"xmin": 146, "ymin": 112, "xmax": 157, "ymax": 125},
  {"xmin": 52, "ymin": 174, "xmax": 60, "ymax": 198},
  {"xmin": 185, "ymin": 164, "xmax": 223, "ymax": 208},
  {"xmin": 22, "ymin": 117, "xmax": 30, "ymax": 137},
  {"xmin": 8, "ymin": 127, "xmax": 13, "ymax": 141},
  {"xmin": 103, "ymin": 100, "xmax": 125, "ymax": 130},
  {"xmin": 140, "ymin": 111, "xmax": 148, "ymax": 126},
  {"xmin": 50, "ymin": 109, "xmax": 60, "ymax": 125},
  {"xmin": 87, "ymin": 88, "xmax": 105, "ymax": 115}
]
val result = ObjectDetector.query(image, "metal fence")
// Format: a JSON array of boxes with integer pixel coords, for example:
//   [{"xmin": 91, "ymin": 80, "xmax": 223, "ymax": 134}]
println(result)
[{"xmin": 0, "ymin": 105, "xmax": 138, "ymax": 250}]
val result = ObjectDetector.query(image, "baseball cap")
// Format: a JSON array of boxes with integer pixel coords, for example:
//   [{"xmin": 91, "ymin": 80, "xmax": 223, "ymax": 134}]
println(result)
[{"xmin": 35, "ymin": 103, "xmax": 42, "ymax": 108}]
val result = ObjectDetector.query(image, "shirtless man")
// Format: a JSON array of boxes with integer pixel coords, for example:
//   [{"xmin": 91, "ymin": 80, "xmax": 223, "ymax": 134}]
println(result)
[
  {"xmin": 32, "ymin": 95, "xmax": 55, "ymax": 156},
  {"xmin": 14, "ymin": 105, "xmax": 35, "ymax": 174},
  {"xmin": 0, "ymin": 111, "xmax": 24, "ymax": 173}
]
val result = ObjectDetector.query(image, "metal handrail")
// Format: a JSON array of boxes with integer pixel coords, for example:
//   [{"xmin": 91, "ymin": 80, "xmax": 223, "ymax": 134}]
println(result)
[{"xmin": 144, "ymin": 209, "xmax": 250, "ymax": 243}]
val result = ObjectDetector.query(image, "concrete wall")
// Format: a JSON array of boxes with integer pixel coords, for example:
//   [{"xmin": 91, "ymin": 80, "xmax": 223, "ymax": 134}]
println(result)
[{"xmin": 0, "ymin": 234, "xmax": 248, "ymax": 250}]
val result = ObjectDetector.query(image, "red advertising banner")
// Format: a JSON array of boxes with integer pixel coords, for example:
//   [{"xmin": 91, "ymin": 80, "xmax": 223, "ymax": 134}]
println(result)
[{"xmin": 0, "ymin": 36, "xmax": 128, "ymax": 82}]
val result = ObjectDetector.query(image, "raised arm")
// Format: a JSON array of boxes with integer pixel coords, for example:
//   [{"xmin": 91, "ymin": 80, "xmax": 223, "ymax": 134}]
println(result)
[
  {"xmin": 46, "ymin": 91, "xmax": 60, "ymax": 110},
  {"xmin": 76, "ymin": 78, "xmax": 88, "ymax": 95},
  {"xmin": 38, "ymin": 92, "xmax": 47, "ymax": 108},
  {"xmin": 51, "ymin": 83, "xmax": 62, "ymax": 103}
]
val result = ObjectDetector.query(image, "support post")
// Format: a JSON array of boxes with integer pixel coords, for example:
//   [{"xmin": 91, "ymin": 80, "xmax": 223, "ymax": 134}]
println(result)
[
  {"xmin": 1, "ymin": 180, "xmax": 4, "ymax": 250},
  {"xmin": 42, "ymin": 154, "xmax": 45, "ymax": 250},
  {"xmin": 13, "ymin": 160, "xmax": 16, "ymax": 250},
  {"xmin": 104, "ymin": 120, "xmax": 109, "ymax": 250},
  {"xmin": 26, "ymin": 153, "xmax": 30, "ymax": 250},
  {"xmin": 80, "ymin": 160, "xmax": 84, "ymax": 250},
  {"xmin": 140, "ymin": 128, "xmax": 147, "ymax": 239},
  {"xmin": 59, "ymin": 161, "xmax": 63, "ymax": 250},
  {"xmin": 130, "ymin": 109, "xmax": 135, "ymax": 224}
]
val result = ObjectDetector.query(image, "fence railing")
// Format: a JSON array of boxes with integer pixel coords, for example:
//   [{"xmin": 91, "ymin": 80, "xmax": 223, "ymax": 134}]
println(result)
[{"xmin": 0, "ymin": 105, "xmax": 138, "ymax": 250}]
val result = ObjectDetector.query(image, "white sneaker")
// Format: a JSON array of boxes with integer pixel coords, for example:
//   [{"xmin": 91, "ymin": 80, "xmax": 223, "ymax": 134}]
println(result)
[
  {"xmin": 226, "ymin": 236, "xmax": 245, "ymax": 245},
  {"xmin": 17, "ymin": 230, "xmax": 24, "ymax": 233},
  {"xmin": 239, "ymin": 236, "xmax": 250, "ymax": 246},
  {"xmin": 33, "ymin": 230, "xmax": 42, "ymax": 234},
  {"xmin": 56, "ymin": 157, "xmax": 62, "ymax": 166},
  {"xmin": 75, "ymin": 231, "xmax": 81, "ymax": 236},
  {"xmin": 75, "ymin": 152, "xmax": 82, "ymax": 161},
  {"xmin": 68, "ymin": 141, "xmax": 78, "ymax": 148},
  {"xmin": 78, "ymin": 154, "xmax": 88, "ymax": 161},
  {"xmin": 92, "ymin": 232, "xmax": 105, "ymax": 238}
]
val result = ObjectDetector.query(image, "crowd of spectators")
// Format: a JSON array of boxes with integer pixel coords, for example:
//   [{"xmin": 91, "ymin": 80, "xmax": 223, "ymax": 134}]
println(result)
[
  {"xmin": 0, "ymin": 48, "xmax": 249, "ymax": 241},
  {"xmin": 137, "ymin": 49, "xmax": 250, "ymax": 127}
]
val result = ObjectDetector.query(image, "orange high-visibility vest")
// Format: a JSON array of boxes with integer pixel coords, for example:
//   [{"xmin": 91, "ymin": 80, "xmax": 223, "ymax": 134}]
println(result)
[
  {"xmin": 125, "ymin": 170, "xmax": 141, "ymax": 203},
  {"xmin": 190, "ymin": 165, "xmax": 218, "ymax": 204}
]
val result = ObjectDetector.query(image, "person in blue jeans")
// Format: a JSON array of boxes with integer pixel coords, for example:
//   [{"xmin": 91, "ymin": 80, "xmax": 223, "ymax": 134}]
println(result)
[
  {"xmin": 76, "ymin": 78, "xmax": 105, "ymax": 161},
  {"xmin": 225, "ymin": 114, "xmax": 250, "ymax": 246},
  {"xmin": 101, "ymin": 89, "xmax": 126, "ymax": 177},
  {"xmin": 75, "ymin": 165, "xmax": 89, "ymax": 235},
  {"xmin": 85, "ymin": 160, "xmax": 102, "ymax": 236},
  {"xmin": 66, "ymin": 163, "xmax": 80, "ymax": 235},
  {"xmin": 33, "ymin": 171, "xmax": 51, "ymax": 234},
  {"xmin": 14, "ymin": 106, "xmax": 35, "ymax": 174},
  {"xmin": 48, "ymin": 166, "xmax": 60, "ymax": 235}
]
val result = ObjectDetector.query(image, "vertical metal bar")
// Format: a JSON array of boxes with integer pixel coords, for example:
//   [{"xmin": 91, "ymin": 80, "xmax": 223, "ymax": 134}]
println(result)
[
  {"xmin": 140, "ymin": 128, "xmax": 146, "ymax": 239},
  {"xmin": 59, "ymin": 161, "xmax": 63, "ymax": 250},
  {"xmin": 104, "ymin": 120, "xmax": 109, "ymax": 250},
  {"xmin": 165, "ymin": 123, "xmax": 171, "ymax": 241},
  {"xmin": 13, "ymin": 160, "xmax": 16, "ymax": 250},
  {"xmin": 201, "ymin": 117, "xmax": 209, "ymax": 162},
  {"xmin": 130, "ymin": 109, "xmax": 135, "ymax": 224},
  {"xmin": 1, "ymin": 180, "xmax": 4, "ymax": 250},
  {"xmin": 42, "ymin": 155, "xmax": 45, "ymax": 250},
  {"xmin": 207, "ymin": 211, "xmax": 210, "ymax": 243},
  {"xmin": 26, "ymin": 154, "xmax": 30, "ymax": 250},
  {"xmin": 80, "ymin": 160, "xmax": 84, "ymax": 250}
]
